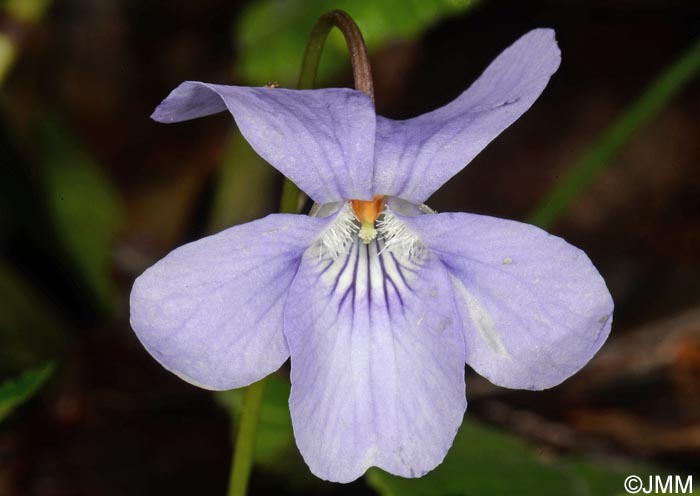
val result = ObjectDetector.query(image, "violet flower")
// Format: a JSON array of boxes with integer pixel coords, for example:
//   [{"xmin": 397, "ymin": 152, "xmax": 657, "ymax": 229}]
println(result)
[{"xmin": 130, "ymin": 29, "xmax": 613, "ymax": 482}]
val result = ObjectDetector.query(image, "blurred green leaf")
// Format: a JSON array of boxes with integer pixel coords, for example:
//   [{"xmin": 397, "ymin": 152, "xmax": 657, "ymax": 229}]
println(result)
[
  {"xmin": 529, "ymin": 36, "xmax": 700, "ymax": 229},
  {"xmin": 36, "ymin": 117, "xmax": 124, "ymax": 313},
  {"xmin": 0, "ymin": 259, "xmax": 69, "ymax": 374},
  {"xmin": 1, "ymin": 0, "xmax": 54, "ymax": 87},
  {"xmin": 4, "ymin": 0, "xmax": 53, "ymax": 23},
  {"xmin": 0, "ymin": 362, "xmax": 54, "ymax": 423},
  {"xmin": 237, "ymin": 0, "xmax": 479, "ymax": 85},
  {"xmin": 0, "ymin": 34, "xmax": 16, "ymax": 86},
  {"xmin": 367, "ymin": 420, "xmax": 570, "ymax": 496},
  {"xmin": 564, "ymin": 459, "xmax": 641, "ymax": 496},
  {"xmin": 366, "ymin": 420, "xmax": 656, "ymax": 496}
]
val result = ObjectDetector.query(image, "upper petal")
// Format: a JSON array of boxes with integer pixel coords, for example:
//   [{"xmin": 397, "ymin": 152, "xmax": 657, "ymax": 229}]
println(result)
[
  {"xmin": 405, "ymin": 212, "xmax": 613, "ymax": 390},
  {"xmin": 284, "ymin": 236, "xmax": 466, "ymax": 482},
  {"xmin": 129, "ymin": 213, "xmax": 330, "ymax": 390},
  {"xmin": 152, "ymin": 83, "xmax": 377, "ymax": 203},
  {"xmin": 373, "ymin": 28, "xmax": 561, "ymax": 203}
]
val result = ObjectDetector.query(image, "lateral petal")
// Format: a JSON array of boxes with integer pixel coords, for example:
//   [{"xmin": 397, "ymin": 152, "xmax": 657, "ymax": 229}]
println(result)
[
  {"xmin": 129, "ymin": 213, "xmax": 329, "ymax": 390},
  {"xmin": 373, "ymin": 28, "xmax": 560, "ymax": 203},
  {"xmin": 152, "ymin": 83, "xmax": 376, "ymax": 203},
  {"xmin": 405, "ymin": 212, "xmax": 613, "ymax": 390},
  {"xmin": 285, "ymin": 237, "xmax": 466, "ymax": 482}
]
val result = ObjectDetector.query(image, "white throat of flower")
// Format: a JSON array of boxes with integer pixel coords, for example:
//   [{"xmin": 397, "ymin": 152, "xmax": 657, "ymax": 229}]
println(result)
[
  {"xmin": 317, "ymin": 203, "xmax": 358, "ymax": 259},
  {"xmin": 375, "ymin": 212, "xmax": 424, "ymax": 260},
  {"xmin": 316, "ymin": 201, "xmax": 424, "ymax": 262}
]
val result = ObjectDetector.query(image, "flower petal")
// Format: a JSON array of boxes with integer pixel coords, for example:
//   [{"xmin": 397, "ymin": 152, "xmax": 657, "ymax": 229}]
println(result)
[
  {"xmin": 129, "ymin": 213, "xmax": 329, "ymax": 390},
  {"xmin": 152, "ymin": 83, "xmax": 376, "ymax": 203},
  {"xmin": 284, "ymin": 238, "xmax": 466, "ymax": 482},
  {"xmin": 405, "ymin": 212, "xmax": 613, "ymax": 390},
  {"xmin": 373, "ymin": 28, "xmax": 561, "ymax": 203}
]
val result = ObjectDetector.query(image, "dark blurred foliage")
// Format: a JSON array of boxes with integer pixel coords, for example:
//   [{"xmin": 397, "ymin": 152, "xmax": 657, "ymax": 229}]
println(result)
[{"xmin": 0, "ymin": 0, "xmax": 699, "ymax": 495}]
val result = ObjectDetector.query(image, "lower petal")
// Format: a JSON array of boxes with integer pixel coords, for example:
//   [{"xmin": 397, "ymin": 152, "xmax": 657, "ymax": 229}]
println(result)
[
  {"xmin": 284, "ymin": 238, "xmax": 466, "ymax": 482},
  {"xmin": 130, "ymin": 213, "xmax": 328, "ymax": 390},
  {"xmin": 406, "ymin": 212, "xmax": 613, "ymax": 390}
]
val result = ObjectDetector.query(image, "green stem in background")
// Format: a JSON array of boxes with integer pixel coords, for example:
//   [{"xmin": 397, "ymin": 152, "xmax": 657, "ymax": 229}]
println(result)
[
  {"xmin": 528, "ymin": 37, "xmax": 700, "ymax": 230},
  {"xmin": 228, "ymin": 10, "xmax": 374, "ymax": 496},
  {"xmin": 0, "ymin": 361, "xmax": 55, "ymax": 423},
  {"xmin": 0, "ymin": 0, "xmax": 54, "ymax": 86},
  {"xmin": 227, "ymin": 379, "xmax": 267, "ymax": 496}
]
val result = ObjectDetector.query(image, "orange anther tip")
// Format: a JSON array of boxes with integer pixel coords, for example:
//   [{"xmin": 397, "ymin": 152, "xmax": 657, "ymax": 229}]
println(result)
[{"xmin": 351, "ymin": 195, "xmax": 385, "ymax": 224}]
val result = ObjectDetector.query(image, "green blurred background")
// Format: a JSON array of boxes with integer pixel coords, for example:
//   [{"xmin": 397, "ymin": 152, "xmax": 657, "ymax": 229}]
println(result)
[{"xmin": 0, "ymin": 0, "xmax": 699, "ymax": 495}]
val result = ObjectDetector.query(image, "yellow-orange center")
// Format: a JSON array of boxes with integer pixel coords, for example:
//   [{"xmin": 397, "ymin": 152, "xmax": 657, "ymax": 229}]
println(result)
[
  {"xmin": 351, "ymin": 195, "xmax": 385, "ymax": 224},
  {"xmin": 351, "ymin": 195, "xmax": 385, "ymax": 244}
]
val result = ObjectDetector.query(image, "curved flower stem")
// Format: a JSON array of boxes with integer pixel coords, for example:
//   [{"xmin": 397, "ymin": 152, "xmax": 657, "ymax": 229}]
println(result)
[
  {"xmin": 298, "ymin": 9, "xmax": 374, "ymax": 99},
  {"xmin": 227, "ymin": 379, "xmax": 266, "ymax": 496},
  {"xmin": 229, "ymin": 11, "xmax": 374, "ymax": 496}
]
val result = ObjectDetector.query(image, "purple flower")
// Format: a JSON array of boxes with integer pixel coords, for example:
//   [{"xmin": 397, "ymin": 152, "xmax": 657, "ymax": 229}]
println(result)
[{"xmin": 130, "ymin": 29, "xmax": 612, "ymax": 482}]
